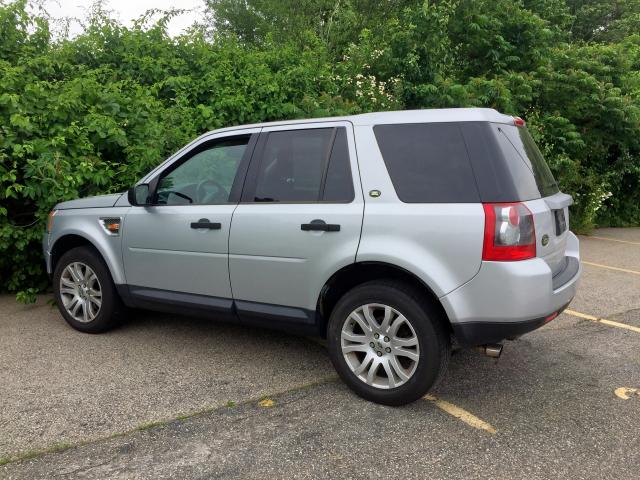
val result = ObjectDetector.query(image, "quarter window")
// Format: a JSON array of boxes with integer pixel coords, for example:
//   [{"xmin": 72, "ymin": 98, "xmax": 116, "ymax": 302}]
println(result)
[
  {"xmin": 252, "ymin": 127, "xmax": 354, "ymax": 203},
  {"xmin": 374, "ymin": 123, "xmax": 480, "ymax": 203}
]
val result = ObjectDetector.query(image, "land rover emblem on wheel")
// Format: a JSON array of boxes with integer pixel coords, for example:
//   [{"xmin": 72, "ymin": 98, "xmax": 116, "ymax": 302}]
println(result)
[{"xmin": 43, "ymin": 108, "xmax": 581, "ymax": 405}]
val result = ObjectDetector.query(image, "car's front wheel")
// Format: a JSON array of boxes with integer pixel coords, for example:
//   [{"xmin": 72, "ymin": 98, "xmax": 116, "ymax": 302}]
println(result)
[
  {"xmin": 53, "ymin": 246, "xmax": 126, "ymax": 333},
  {"xmin": 327, "ymin": 280, "xmax": 450, "ymax": 406}
]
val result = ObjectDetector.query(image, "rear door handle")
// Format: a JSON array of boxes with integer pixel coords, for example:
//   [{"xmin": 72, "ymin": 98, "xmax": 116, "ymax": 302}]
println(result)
[
  {"xmin": 190, "ymin": 218, "xmax": 221, "ymax": 230},
  {"xmin": 301, "ymin": 219, "xmax": 340, "ymax": 232}
]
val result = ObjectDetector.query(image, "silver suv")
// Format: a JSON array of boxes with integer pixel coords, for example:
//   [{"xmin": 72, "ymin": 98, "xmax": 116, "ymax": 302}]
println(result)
[{"xmin": 43, "ymin": 108, "xmax": 581, "ymax": 405}]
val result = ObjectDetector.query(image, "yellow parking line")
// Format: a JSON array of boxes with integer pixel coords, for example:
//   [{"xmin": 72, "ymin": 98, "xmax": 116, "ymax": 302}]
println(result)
[
  {"xmin": 586, "ymin": 235, "xmax": 640, "ymax": 246},
  {"xmin": 582, "ymin": 261, "xmax": 640, "ymax": 276},
  {"xmin": 614, "ymin": 387, "xmax": 639, "ymax": 400},
  {"xmin": 424, "ymin": 394, "xmax": 497, "ymax": 434},
  {"xmin": 564, "ymin": 309, "xmax": 640, "ymax": 334}
]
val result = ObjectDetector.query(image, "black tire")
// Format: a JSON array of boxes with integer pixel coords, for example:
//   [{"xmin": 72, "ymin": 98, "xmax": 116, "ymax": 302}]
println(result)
[
  {"xmin": 53, "ymin": 245, "xmax": 126, "ymax": 333},
  {"xmin": 327, "ymin": 280, "xmax": 450, "ymax": 406}
]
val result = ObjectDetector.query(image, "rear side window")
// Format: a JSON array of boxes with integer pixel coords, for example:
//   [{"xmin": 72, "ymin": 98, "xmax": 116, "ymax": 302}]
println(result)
[
  {"xmin": 373, "ymin": 123, "xmax": 480, "ymax": 203},
  {"xmin": 251, "ymin": 127, "xmax": 354, "ymax": 203}
]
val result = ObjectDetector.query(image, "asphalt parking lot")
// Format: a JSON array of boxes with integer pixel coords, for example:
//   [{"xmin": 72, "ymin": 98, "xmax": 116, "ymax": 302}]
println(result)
[{"xmin": 1, "ymin": 228, "xmax": 639, "ymax": 479}]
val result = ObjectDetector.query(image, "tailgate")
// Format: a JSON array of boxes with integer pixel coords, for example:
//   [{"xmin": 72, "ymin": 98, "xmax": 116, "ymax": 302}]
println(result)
[
  {"xmin": 525, "ymin": 192, "xmax": 573, "ymax": 276},
  {"xmin": 480, "ymin": 122, "xmax": 573, "ymax": 276}
]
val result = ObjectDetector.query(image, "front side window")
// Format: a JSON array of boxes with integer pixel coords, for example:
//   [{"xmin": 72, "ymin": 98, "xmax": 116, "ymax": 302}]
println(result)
[
  {"xmin": 156, "ymin": 137, "xmax": 249, "ymax": 205},
  {"xmin": 252, "ymin": 127, "xmax": 354, "ymax": 203}
]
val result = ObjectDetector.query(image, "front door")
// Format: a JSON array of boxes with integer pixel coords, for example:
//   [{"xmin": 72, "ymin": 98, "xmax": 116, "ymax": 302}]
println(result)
[
  {"xmin": 122, "ymin": 129, "xmax": 258, "ymax": 309},
  {"xmin": 229, "ymin": 122, "xmax": 364, "ymax": 328}
]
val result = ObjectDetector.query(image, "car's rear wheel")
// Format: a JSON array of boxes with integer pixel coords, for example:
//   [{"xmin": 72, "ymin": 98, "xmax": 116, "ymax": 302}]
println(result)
[
  {"xmin": 327, "ymin": 280, "xmax": 450, "ymax": 406},
  {"xmin": 53, "ymin": 246, "xmax": 126, "ymax": 333}
]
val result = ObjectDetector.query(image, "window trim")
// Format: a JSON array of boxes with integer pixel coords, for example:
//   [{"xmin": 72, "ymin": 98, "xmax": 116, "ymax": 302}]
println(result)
[
  {"xmin": 240, "ymin": 126, "xmax": 355, "ymax": 205},
  {"xmin": 147, "ymin": 133, "xmax": 259, "ymax": 207}
]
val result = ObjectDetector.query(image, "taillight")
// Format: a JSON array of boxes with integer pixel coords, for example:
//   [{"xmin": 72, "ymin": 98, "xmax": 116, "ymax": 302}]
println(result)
[
  {"xmin": 513, "ymin": 116, "xmax": 526, "ymax": 127},
  {"xmin": 482, "ymin": 203, "xmax": 536, "ymax": 261}
]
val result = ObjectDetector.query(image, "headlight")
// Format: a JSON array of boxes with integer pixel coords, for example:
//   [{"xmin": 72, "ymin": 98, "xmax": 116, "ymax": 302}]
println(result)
[{"xmin": 47, "ymin": 210, "xmax": 57, "ymax": 233}]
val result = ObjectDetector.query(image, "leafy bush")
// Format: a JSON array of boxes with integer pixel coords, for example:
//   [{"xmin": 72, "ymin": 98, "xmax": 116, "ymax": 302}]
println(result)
[{"xmin": 1, "ymin": 0, "xmax": 640, "ymax": 300}]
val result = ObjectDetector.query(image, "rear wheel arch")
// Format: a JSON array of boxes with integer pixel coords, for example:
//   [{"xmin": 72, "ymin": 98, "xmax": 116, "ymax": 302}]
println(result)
[
  {"xmin": 326, "ymin": 279, "xmax": 451, "ymax": 405},
  {"xmin": 317, "ymin": 262, "xmax": 452, "ymax": 337}
]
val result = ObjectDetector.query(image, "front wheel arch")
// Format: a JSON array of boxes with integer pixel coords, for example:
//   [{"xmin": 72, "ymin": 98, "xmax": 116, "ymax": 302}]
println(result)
[
  {"xmin": 52, "ymin": 245, "xmax": 126, "ymax": 333},
  {"xmin": 51, "ymin": 234, "xmax": 116, "ymax": 282}
]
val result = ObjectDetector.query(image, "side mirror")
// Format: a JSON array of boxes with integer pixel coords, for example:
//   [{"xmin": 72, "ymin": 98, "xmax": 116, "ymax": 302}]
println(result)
[{"xmin": 128, "ymin": 184, "xmax": 151, "ymax": 206}]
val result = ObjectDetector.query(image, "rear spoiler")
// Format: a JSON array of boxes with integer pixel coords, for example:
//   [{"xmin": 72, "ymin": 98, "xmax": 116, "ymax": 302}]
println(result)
[{"xmin": 544, "ymin": 192, "xmax": 573, "ymax": 210}]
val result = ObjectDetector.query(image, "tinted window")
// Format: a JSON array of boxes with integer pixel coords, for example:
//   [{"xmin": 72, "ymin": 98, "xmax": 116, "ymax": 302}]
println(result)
[
  {"xmin": 460, "ymin": 122, "xmax": 539, "ymax": 202},
  {"xmin": 253, "ymin": 128, "xmax": 353, "ymax": 202},
  {"xmin": 459, "ymin": 122, "xmax": 561, "ymax": 202},
  {"xmin": 497, "ymin": 125, "xmax": 559, "ymax": 197},
  {"xmin": 322, "ymin": 128, "xmax": 354, "ymax": 202},
  {"xmin": 373, "ymin": 123, "xmax": 480, "ymax": 203},
  {"xmin": 156, "ymin": 137, "xmax": 248, "ymax": 205}
]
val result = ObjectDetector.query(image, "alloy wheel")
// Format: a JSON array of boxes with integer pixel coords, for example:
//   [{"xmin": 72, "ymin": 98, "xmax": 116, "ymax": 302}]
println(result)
[
  {"xmin": 341, "ymin": 303, "xmax": 420, "ymax": 389},
  {"xmin": 59, "ymin": 262, "xmax": 102, "ymax": 323}
]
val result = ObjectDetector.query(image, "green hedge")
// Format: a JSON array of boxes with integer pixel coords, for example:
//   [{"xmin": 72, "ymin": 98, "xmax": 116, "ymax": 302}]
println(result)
[{"xmin": 1, "ymin": 0, "xmax": 639, "ymax": 300}]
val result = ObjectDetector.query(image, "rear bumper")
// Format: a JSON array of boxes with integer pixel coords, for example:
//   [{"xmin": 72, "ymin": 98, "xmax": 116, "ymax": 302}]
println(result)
[
  {"xmin": 442, "ymin": 232, "xmax": 581, "ymax": 346},
  {"xmin": 451, "ymin": 301, "xmax": 571, "ymax": 346}
]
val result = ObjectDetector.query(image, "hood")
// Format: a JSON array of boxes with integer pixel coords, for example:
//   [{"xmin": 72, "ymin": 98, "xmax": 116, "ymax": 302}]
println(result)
[{"xmin": 55, "ymin": 193, "xmax": 124, "ymax": 210}]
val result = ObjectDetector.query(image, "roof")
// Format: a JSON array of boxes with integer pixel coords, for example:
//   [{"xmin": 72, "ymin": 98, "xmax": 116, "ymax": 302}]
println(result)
[
  {"xmin": 350, "ymin": 108, "xmax": 514, "ymax": 126},
  {"xmin": 206, "ymin": 108, "xmax": 515, "ymax": 136}
]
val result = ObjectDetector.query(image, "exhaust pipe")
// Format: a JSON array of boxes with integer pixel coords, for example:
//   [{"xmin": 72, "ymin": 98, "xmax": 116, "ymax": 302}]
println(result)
[{"xmin": 477, "ymin": 344, "xmax": 503, "ymax": 358}]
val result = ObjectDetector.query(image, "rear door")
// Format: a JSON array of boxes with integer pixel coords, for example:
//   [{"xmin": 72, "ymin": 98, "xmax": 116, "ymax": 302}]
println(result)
[{"xmin": 228, "ymin": 121, "xmax": 364, "ymax": 327}]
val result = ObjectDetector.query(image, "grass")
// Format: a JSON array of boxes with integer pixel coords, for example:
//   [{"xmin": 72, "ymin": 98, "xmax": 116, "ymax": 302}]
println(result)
[{"xmin": 0, "ymin": 443, "xmax": 73, "ymax": 467}]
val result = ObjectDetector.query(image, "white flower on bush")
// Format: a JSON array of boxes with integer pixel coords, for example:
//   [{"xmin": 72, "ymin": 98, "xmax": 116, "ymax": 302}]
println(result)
[
  {"xmin": 594, "ymin": 191, "xmax": 613, "ymax": 212},
  {"xmin": 331, "ymin": 71, "xmax": 400, "ymax": 108},
  {"xmin": 351, "ymin": 73, "xmax": 398, "ymax": 106}
]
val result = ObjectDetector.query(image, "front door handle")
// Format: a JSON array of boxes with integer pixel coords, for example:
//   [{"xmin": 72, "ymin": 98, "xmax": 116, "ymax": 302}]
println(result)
[
  {"xmin": 301, "ymin": 219, "xmax": 340, "ymax": 232},
  {"xmin": 190, "ymin": 218, "xmax": 221, "ymax": 230}
]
